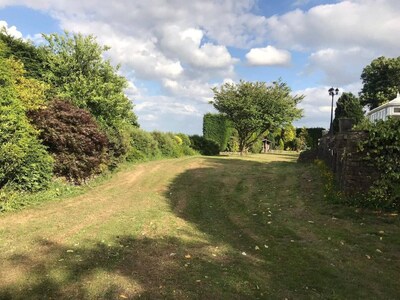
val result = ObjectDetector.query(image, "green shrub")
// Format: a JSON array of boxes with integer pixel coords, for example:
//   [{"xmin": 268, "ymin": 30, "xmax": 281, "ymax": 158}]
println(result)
[
  {"xmin": 128, "ymin": 128, "xmax": 160, "ymax": 161},
  {"xmin": 151, "ymin": 131, "xmax": 182, "ymax": 158},
  {"xmin": 29, "ymin": 100, "xmax": 108, "ymax": 184},
  {"xmin": 189, "ymin": 135, "xmax": 220, "ymax": 156},
  {"xmin": 250, "ymin": 139, "xmax": 263, "ymax": 153},
  {"xmin": 176, "ymin": 133, "xmax": 191, "ymax": 147},
  {"xmin": 359, "ymin": 118, "xmax": 400, "ymax": 210}
]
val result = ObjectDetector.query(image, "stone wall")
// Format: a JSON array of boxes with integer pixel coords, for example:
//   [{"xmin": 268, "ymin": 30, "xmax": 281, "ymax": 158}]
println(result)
[{"xmin": 318, "ymin": 131, "xmax": 377, "ymax": 196}]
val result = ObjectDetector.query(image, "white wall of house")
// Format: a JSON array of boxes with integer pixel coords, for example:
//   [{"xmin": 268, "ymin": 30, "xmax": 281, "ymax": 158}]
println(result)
[{"xmin": 367, "ymin": 93, "xmax": 400, "ymax": 122}]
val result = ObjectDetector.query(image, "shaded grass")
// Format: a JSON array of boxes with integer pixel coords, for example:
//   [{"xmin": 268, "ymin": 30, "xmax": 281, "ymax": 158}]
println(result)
[{"xmin": 0, "ymin": 153, "xmax": 400, "ymax": 299}]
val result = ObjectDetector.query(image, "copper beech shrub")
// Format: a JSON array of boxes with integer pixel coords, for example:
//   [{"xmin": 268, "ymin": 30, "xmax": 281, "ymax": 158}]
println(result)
[{"xmin": 30, "ymin": 100, "xmax": 109, "ymax": 184}]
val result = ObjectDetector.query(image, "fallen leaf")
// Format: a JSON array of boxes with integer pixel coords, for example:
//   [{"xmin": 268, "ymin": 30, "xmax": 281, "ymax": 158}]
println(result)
[
  {"xmin": 308, "ymin": 221, "xmax": 314, "ymax": 224},
  {"xmin": 66, "ymin": 250, "xmax": 74, "ymax": 253},
  {"xmin": 119, "ymin": 295, "xmax": 128, "ymax": 299},
  {"xmin": 185, "ymin": 254, "xmax": 191, "ymax": 259},
  {"xmin": 379, "ymin": 230, "xmax": 385, "ymax": 234},
  {"xmin": 170, "ymin": 253, "xmax": 176, "ymax": 257},
  {"xmin": 241, "ymin": 252, "xmax": 247, "ymax": 256},
  {"xmin": 264, "ymin": 245, "xmax": 269, "ymax": 249},
  {"xmin": 255, "ymin": 246, "xmax": 260, "ymax": 250},
  {"xmin": 366, "ymin": 255, "xmax": 371, "ymax": 259},
  {"xmin": 376, "ymin": 249, "xmax": 383, "ymax": 253}
]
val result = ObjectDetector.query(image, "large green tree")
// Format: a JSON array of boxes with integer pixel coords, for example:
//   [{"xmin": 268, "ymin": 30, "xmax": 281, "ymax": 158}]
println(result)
[
  {"xmin": 212, "ymin": 80, "xmax": 303, "ymax": 154},
  {"xmin": 41, "ymin": 32, "xmax": 138, "ymax": 128},
  {"xmin": 360, "ymin": 56, "xmax": 400, "ymax": 109},
  {"xmin": 333, "ymin": 92, "xmax": 364, "ymax": 133}
]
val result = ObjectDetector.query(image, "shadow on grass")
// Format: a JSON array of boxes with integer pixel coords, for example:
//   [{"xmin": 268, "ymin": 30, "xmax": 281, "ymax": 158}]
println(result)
[
  {"xmin": 163, "ymin": 157, "xmax": 398, "ymax": 299},
  {"xmin": 2, "ymin": 157, "xmax": 397, "ymax": 299},
  {"xmin": 1, "ymin": 234, "xmax": 270, "ymax": 299}
]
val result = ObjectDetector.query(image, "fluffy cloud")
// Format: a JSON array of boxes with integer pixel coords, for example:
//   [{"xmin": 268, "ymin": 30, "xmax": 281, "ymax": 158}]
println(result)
[
  {"xmin": 266, "ymin": 0, "xmax": 400, "ymax": 55},
  {"xmin": 246, "ymin": 46, "xmax": 291, "ymax": 66},
  {"xmin": 0, "ymin": 20, "xmax": 22, "ymax": 38},
  {"xmin": 307, "ymin": 47, "xmax": 375, "ymax": 85}
]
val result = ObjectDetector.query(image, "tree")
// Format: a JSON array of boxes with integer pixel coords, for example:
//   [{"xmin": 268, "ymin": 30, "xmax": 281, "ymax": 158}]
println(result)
[
  {"xmin": 212, "ymin": 80, "xmax": 303, "ymax": 154},
  {"xmin": 41, "ymin": 32, "xmax": 138, "ymax": 128},
  {"xmin": 333, "ymin": 92, "xmax": 364, "ymax": 133},
  {"xmin": 360, "ymin": 56, "xmax": 400, "ymax": 109}
]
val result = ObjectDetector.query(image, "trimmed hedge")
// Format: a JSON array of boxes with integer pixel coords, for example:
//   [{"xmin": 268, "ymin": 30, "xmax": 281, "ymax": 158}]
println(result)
[{"xmin": 203, "ymin": 113, "xmax": 231, "ymax": 151}]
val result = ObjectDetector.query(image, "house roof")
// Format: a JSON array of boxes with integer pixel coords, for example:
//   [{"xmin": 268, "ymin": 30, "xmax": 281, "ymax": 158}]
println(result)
[{"xmin": 367, "ymin": 93, "xmax": 400, "ymax": 115}]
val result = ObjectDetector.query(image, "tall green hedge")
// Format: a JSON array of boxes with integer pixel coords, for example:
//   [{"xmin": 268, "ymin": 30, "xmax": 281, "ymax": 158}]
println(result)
[
  {"xmin": 0, "ymin": 54, "xmax": 53, "ymax": 191},
  {"xmin": 203, "ymin": 113, "xmax": 231, "ymax": 151}
]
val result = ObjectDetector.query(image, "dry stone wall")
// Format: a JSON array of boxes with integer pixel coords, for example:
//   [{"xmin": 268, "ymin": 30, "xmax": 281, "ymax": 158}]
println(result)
[{"xmin": 318, "ymin": 131, "xmax": 378, "ymax": 196}]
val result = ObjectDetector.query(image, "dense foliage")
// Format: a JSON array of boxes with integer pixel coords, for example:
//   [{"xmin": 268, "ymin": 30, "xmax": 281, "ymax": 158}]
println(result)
[
  {"xmin": 189, "ymin": 135, "xmax": 220, "ymax": 156},
  {"xmin": 0, "ymin": 31, "xmax": 197, "ymax": 207},
  {"xmin": 41, "ymin": 32, "xmax": 139, "ymax": 162},
  {"xmin": 29, "ymin": 100, "xmax": 108, "ymax": 183},
  {"xmin": 360, "ymin": 56, "xmax": 400, "ymax": 109},
  {"xmin": 333, "ymin": 92, "xmax": 364, "ymax": 133},
  {"xmin": 359, "ymin": 118, "xmax": 400, "ymax": 210},
  {"xmin": 212, "ymin": 80, "xmax": 303, "ymax": 154},
  {"xmin": 0, "ymin": 29, "xmax": 47, "ymax": 80},
  {"xmin": 203, "ymin": 113, "xmax": 231, "ymax": 151},
  {"xmin": 128, "ymin": 128, "xmax": 161, "ymax": 161},
  {"xmin": 295, "ymin": 127, "xmax": 324, "ymax": 149},
  {"xmin": 0, "ymin": 43, "xmax": 53, "ymax": 191}
]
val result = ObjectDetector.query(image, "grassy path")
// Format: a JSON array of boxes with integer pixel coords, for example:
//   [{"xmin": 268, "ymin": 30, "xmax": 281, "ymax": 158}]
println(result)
[{"xmin": 1, "ymin": 154, "xmax": 400, "ymax": 299}]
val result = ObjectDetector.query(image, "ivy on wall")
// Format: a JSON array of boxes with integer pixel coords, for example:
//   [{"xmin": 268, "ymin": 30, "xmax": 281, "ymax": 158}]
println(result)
[{"xmin": 360, "ymin": 118, "xmax": 400, "ymax": 210}]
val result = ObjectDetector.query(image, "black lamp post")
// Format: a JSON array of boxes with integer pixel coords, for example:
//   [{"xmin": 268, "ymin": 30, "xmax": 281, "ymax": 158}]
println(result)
[{"xmin": 328, "ymin": 87, "xmax": 339, "ymax": 134}]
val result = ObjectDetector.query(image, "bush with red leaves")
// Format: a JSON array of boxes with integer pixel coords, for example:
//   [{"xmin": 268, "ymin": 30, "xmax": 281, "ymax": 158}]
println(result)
[{"xmin": 30, "ymin": 100, "xmax": 109, "ymax": 184}]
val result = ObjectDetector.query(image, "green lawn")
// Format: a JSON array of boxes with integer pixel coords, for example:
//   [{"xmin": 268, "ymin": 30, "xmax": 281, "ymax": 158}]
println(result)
[{"xmin": 1, "ymin": 154, "xmax": 400, "ymax": 299}]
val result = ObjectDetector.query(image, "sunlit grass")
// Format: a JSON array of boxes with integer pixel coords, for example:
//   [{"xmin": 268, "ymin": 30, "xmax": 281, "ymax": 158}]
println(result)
[{"xmin": 0, "ymin": 154, "xmax": 399, "ymax": 299}]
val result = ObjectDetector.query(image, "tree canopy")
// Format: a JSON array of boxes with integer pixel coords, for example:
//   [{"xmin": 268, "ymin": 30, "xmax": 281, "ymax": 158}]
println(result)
[
  {"xmin": 360, "ymin": 56, "xmax": 400, "ymax": 109},
  {"xmin": 333, "ymin": 92, "xmax": 364, "ymax": 133},
  {"xmin": 212, "ymin": 80, "xmax": 303, "ymax": 153},
  {"xmin": 41, "ymin": 32, "xmax": 138, "ymax": 128}
]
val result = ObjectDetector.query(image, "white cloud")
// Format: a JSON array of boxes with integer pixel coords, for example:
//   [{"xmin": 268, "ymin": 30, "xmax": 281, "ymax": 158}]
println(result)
[
  {"xmin": 0, "ymin": 20, "xmax": 23, "ymax": 38},
  {"xmin": 266, "ymin": 0, "xmax": 400, "ymax": 55},
  {"xmin": 246, "ymin": 46, "xmax": 291, "ymax": 66},
  {"xmin": 307, "ymin": 47, "xmax": 375, "ymax": 85},
  {"xmin": 159, "ymin": 25, "xmax": 237, "ymax": 70}
]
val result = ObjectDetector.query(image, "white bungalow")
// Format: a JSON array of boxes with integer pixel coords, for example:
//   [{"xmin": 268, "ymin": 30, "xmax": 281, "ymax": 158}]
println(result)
[{"xmin": 367, "ymin": 93, "xmax": 400, "ymax": 122}]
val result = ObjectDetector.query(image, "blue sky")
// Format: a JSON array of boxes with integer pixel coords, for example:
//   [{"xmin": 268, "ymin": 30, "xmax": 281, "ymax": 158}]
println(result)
[{"xmin": 1, "ymin": 0, "xmax": 399, "ymax": 134}]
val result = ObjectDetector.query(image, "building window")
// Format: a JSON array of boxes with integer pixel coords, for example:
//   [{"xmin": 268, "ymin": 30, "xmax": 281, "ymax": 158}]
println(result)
[{"xmin": 394, "ymin": 107, "xmax": 400, "ymax": 113}]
